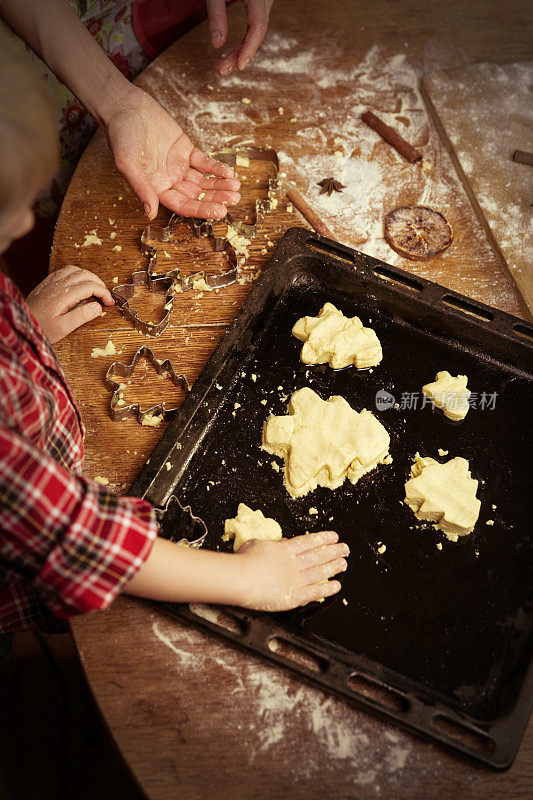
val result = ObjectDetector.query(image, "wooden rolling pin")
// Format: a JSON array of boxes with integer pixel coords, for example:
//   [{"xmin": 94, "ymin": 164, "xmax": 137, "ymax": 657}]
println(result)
[{"xmin": 286, "ymin": 187, "xmax": 335, "ymax": 239}]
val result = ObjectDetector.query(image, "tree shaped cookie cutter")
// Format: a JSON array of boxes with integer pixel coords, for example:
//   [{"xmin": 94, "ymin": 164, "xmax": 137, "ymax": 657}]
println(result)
[
  {"xmin": 111, "ymin": 270, "xmax": 177, "ymax": 338},
  {"xmin": 155, "ymin": 494, "xmax": 208, "ymax": 548},
  {"xmin": 104, "ymin": 345, "xmax": 189, "ymax": 423},
  {"xmin": 209, "ymin": 144, "xmax": 281, "ymax": 238},
  {"xmin": 141, "ymin": 213, "xmax": 238, "ymax": 283}
]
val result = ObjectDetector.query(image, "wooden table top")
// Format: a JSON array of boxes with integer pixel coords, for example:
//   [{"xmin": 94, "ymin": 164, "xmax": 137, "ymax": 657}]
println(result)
[{"xmin": 50, "ymin": 1, "xmax": 533, "ymax": 797}]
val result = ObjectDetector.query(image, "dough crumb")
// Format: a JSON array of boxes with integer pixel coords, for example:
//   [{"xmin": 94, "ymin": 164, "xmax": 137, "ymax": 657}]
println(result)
[
  {"xmin": 94, "ymin": 476, "xmax": 109, "ymax": 485},
  {"xmin": 342, "ymin": 598, "xmax": 348, "ymax": 606},
  {"xmin": 251, "ymin": 374, "xmax": 257, "ymax": 382},
  {"xmin": 377, "ymin": 543, "xmax": 386, "ymax": 554},
  {"xmin": 91, "ymin": 340, "xmax": 116, "ymax": 358},
  {"xmin": 112, "ymin": 276, "xmax": 119, "ymax": 284},
  {"xmin": 241, "ymin": 97, "xmax": 251, "ymax": 104},
  {"xmin": 486, "ymin": 519, "xmax": 494, "ymax": 526},
  {"xmin": 278, "ymin": 106, "xmax": 284, "ymax": 115},
  {"xmin": 82, "ymin": 230, "xmax": 102, "ymax": 247},
  {"xmin": 438, "ymin": 448, "xmax": 449, "ymax": 456},
  {"xmin": 436, "ymin": 542, "xmax": 443, "ymax": 550},
  {"xmin": 293, "ymin": 302, "xmax": 382, "ymax": 370},
  {"xmin": 165, "ymin": 461, "xmax": 172, "ymax": 471},
  {"xmin": 309, "ymin": 507, "xmax": 318, "ymax": 515},
  {"xmin": 492, "ymin": 504, "xmax": 497, "ymax": 510},
  {"xmin": 141, "ymin": 412, "xmax": 164, "ymax": 427},
  {"xmin": 224, "ymin": 504, "xmax": 282, "ymax": 552}
]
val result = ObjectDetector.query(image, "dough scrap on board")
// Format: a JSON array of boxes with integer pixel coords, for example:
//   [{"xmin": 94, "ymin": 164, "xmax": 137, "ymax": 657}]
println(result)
[
  {"xmin": 262, "ymin": 387, "xmax": 390, "ymax": 498},
  {"xmin": 422, "ymin": 371, "xmax": 470, "ymax": 421},
  {"xmin": 224, "ymin": 504, "xmax": 282, "ymax": 551},
  {"xmin": 404, "ymin": 453, "xmax": 481, "ymax": 541},
  {"xmin": 292, "ymin": 302, "xmax": 382, "ymax": 370}
]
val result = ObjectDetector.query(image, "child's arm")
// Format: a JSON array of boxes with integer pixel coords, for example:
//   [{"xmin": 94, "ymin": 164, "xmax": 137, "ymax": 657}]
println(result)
[
  {"xmin": 26, "ymin": 265, "xmax": 115, "ymax": 342},
  {"xmin": 0, "ymin": 424, "xmax": 347, "ymax": 625},
  {"xmin": 1, "ymin": 0, "xmax": 240, "ymax": 221},
  {"xmin": 124, "ymin": 531, "xmax": 348, "ymax": 611}
]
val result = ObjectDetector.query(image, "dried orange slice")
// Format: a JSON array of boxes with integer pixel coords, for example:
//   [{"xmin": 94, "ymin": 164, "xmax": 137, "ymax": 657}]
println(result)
[{"xmin": 384, "ymin": 205, "xmax": 453, "ymax": 260}]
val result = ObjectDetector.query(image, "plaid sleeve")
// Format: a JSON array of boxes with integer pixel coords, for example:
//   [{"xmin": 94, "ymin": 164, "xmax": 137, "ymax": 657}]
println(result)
[{"xmin": 0, "ymin": 423, "xmax": 157, "ymax": 620}]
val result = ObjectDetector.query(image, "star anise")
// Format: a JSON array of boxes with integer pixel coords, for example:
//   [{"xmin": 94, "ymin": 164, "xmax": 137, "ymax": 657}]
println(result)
[{"xmin": 317, "ymin": 177, "xmax": 346, "ymax": 197}]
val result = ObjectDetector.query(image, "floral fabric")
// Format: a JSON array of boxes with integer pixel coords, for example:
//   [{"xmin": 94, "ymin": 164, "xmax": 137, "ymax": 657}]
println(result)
[{"xmin": 28, "ymin": 1, "xmax": 150, "ymax": 218}]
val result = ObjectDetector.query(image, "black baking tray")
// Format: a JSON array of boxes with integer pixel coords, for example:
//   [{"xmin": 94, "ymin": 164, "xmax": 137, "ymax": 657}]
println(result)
[{"xmin": 129, "ymin": 227, "xmax": 533, "ymax": 769}]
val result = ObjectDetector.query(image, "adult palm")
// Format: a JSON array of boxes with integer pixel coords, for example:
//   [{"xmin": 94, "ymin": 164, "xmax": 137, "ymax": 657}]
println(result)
[{"xmin": 105, "ymin": 86, "xmax": 241, "ymax": 220}]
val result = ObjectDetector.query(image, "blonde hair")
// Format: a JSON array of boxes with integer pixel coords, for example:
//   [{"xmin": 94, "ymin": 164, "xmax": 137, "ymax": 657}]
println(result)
[{"xmin": 0, "ymin": 21, "xmax": 59, "ymax": 214}]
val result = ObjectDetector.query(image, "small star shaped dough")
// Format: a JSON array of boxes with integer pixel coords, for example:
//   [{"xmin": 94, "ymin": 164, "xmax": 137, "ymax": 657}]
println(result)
[
  {"xmin": 224, "ymin": 504, "xmax": 282, "ymax": 551},
  {"xmin": 404, "ymin": 454, "xmax": 481, "ymax": 541},
  {"xmin": 292, "ymin": 303, "xmax": 382, "ymax": 370},
  {"xmin": 262, "ymin": 387, "xmax": 390, "ymax": 498},
  {"xmin": 422, "ymin": 371, "xmax": 470, "ymax": 421}
]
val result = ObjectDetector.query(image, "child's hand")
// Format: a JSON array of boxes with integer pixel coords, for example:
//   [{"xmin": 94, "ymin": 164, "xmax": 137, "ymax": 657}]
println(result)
[
  {"xmin": 237, "ymin": 530, "xmax": 348, "ymax": 611},
  {"xmin": 207, "ymin": 0, "xmax": 275, "ymax": 76},
  {"xmin": 105, "ymin": 87, "xmax": 241, "ymax": 221},
  {"xmin": 26, "ymin": 266, "xmax": 114, "ymax": 343}
]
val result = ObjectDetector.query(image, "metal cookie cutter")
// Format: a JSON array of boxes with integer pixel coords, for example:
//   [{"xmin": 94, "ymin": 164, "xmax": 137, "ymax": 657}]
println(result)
[
  {"xmin": 111, "ymin": 270, "xmax": 176, "ymax": 338},
  {"xmin": 155, "ymin": 494, "xmax": 208, "ymax": 548},
  {"xmin": 141, "ymin": 213, "xmax": 238, "ymax": 285},
  {"xmin": 209, "ymin": 144, "xmax": 281, "ymax": 238},
  {"xmin": 104, "ymin": 345, "xmax": 189, "ymax": 423}
]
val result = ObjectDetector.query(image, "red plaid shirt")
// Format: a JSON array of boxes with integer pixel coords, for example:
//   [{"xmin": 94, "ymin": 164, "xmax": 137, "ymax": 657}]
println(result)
[{"xmin": 0, "ymin": 270, "xmax": 157, "ymax": 633}]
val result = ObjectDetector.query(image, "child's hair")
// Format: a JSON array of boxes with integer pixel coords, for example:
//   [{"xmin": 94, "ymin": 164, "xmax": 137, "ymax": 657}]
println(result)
[{"xmin": 0, "ymin": 21, "xmax": 59, "ymax": 214}]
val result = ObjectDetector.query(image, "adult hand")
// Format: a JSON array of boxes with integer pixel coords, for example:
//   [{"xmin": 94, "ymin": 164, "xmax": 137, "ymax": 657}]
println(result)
[
  {"xmin": 26, "ymin": 266, "xmax": 114, "ymax": 343},
  {"xmin": 105, "ymin": 86, "xmax": 241, "ymax": 220},
  {"xmin": 237, "ymin": 530, "xmax": 348, "ymax": 611},
  {"xmin": 207, "ymin": 0, "xmax": 275, "ymax": 76}
]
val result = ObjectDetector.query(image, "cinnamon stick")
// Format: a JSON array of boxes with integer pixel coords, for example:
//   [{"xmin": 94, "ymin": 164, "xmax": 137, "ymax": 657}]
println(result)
[
  {"xmin": 286, "ymin": 187, "xmax": 335, "ymax": 239},
  {"xmin": 512, "ymin": 150, "xmax": 533, "ymax": 167},
  {"xmin": 361, "ymin": 110, "xmax": 422, "ymax": 163}
]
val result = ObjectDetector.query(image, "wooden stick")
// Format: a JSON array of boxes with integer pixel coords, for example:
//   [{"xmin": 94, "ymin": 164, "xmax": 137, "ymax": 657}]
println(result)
[
  {"xmin": 286, "ymin": 187, "xmax": 335, "ymax": 239},
  {"xmin": 362, "ymin": 110, "xmax": 422, "ymax": 163},
  {"xmin": 512, "ymin": 149, "xmax": 533, "ymax": 167}
]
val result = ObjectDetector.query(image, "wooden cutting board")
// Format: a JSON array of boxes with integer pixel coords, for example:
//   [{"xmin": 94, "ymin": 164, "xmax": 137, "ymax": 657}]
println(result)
[{"xmin": 422, "ymin": 61, "xmax": 533, "ymax": 317}]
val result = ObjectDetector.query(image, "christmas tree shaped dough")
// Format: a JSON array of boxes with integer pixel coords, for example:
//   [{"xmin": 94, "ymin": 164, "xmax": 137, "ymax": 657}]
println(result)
[
  {"xmin": 292, "ymin": 302, "xmax": 382, "ymax": 369},
  {"xmin": 224, "ymin": 504, "xmax": 282, "ymax": 551},
  {"xmin": 404, "ymin": 454, "xmax": 480, "ymax": 541},
  {"xmin": 262, "ymin": 387, "xmax": 390, "ymax": 498},
  {"xmin": 422, "ymin": 371, "xmax": 470, "ymax": 421}
]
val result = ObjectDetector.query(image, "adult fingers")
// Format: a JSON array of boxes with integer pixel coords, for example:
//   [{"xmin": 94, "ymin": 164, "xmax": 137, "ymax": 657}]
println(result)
[
  {"xmin": 237, "ymin": 2, "xmax": 270, "ymax": 70},
  {"xmin": 206, "ymin": 0, "xmax": 229, "ymax": 48},
  {"xmin": 286, "ymin": 530, "xmax": 339, "ymax": 555},
  {"xmin": 51, "ymin": 301, "xmax": 103, "ymax": 343},
  {"xmin": 303, "ymin": 558, "xmax": 347, "ymax": 586},
  {"xmin": 184, "ymin": 168, "xmax": 240, "ymax": 193},
  {"xmin": 172, "ymin": 179, "xmax": 240, "ymax": 207},
  {"xmin": 217, "ymin": 45, "xmax": 241, "ymax": 77},
  {"xmin": 190, "ymin": 147, "xmax": 235, "ymax": 179},
  {"xmin": 299, "ymin": 542, "xmax": 350, "ymax": 568},
  {"xmin": 159, "ymin": 188, "xmax": 228, "ymax": 220},
  {"xmin": 299, "ymin": 580, "xmax": 341, "ymax": 606}
]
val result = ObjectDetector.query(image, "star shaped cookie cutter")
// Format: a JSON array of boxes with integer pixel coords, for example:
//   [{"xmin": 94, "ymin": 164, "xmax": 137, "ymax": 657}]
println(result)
[
  {"xmin": 104, "ymin": 345, "xmax": 189, "ymax": 423},
  {"xmin": 155, "ymin": 494, "xmax": 208, "ymax": 548},
  {"xmin": 111, "ymin": 270, "xmax": 177, "ymax": 338}
]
